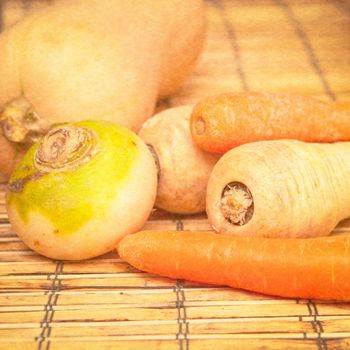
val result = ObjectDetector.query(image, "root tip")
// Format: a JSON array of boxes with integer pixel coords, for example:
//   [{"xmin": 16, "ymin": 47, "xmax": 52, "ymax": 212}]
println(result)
[{"xmin": 220, "ymin": 182, "xmax": 254, "ymax": 226}]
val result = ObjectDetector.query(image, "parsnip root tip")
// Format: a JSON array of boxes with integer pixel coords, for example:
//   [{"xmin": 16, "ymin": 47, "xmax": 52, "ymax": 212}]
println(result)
[{"xmin": 220, "ymin": 182, "xmax": 254, "ymax": 226}]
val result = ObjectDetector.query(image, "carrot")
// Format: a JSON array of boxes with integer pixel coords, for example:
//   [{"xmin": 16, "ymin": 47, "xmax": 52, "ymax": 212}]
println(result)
[
  {"xmin": 118, "ymin": 230, "xmax": 350, "ymax": 301},
  {"xmin": 190, "ymin": 92, "xmax": 350, "ymax": 154},
  {"xmin": 206, "ymin": 139, "xmax": 350, "ymax": 238}
]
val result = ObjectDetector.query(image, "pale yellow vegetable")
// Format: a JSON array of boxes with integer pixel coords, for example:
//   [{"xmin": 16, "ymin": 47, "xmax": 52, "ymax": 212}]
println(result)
[
  {"xmin": 0, "ymin": 0, "xmax": 206, "ymax": 180},
  {"xmin": 139, "ymin": 106, "xmax": 219, "ymax": 214},
  {"xmin": 207, "ymin": 140, "xmax": 350, "ymax": 238},
  {"xmin": 6, "ymin": 120, "xmax": 157, "ymax": 260}
]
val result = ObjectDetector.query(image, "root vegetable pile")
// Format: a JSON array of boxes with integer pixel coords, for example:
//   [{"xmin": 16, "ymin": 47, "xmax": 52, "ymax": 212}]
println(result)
[
  {"xmin": 1, "ymin": 7, "xmax": 350, "ymax": 303},
  {"xmin": 117, "ymin": 91, "xmax": 350, "ymax": 301}
]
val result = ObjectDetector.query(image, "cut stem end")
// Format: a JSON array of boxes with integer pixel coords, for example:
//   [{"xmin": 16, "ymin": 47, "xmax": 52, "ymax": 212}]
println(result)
[
  {"xmin": 220, "ymin": 182, "xmax": 254, "ymax": 226},
  {"xmin": 194, "ymin": 117, "xmax": 206, "ymax": 136},
  {"xmin": 34, "ymin": 125, "xmax": 99, "ymax": 173},
  {"xmin": 0, "ymin": 97, "xmax": 50, "ymax": 144}
]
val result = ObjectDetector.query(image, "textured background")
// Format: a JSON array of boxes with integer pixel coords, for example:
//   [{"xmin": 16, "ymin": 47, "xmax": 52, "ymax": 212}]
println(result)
[{"xmin": 0, "ymin": 1, "xmax": 350, "ymax": 349}]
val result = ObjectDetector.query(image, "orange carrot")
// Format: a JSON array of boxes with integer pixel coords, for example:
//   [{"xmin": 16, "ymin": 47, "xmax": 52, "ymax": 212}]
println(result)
[
  {"xmin": 190, "ymin": 92, "xmax": 350, "ymax": 154},
  {"xmin": 118, "ymin": 230, "xmax": 350, "ymax": 301}
]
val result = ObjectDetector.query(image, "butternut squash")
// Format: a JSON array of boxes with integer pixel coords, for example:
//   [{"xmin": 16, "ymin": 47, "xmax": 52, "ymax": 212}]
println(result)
[{"xmin": 0, "ymin": 0, "xmax": 206, "ymax": 180}]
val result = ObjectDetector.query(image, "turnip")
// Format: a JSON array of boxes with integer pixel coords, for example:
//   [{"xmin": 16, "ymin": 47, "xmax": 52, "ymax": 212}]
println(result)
[
  {"xmin": 139, "ymin": 106, "xmax": 219, "ymax": 214},
  {"xmin": 6, "ymin": 120, "xmax": 157, "ymax": 260}
]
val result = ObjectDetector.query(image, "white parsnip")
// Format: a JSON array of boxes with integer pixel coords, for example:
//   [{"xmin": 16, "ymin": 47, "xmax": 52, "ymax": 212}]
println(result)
[{"xmin": 206, "ymin": 140, "xmax": 350, "ymax": 238}]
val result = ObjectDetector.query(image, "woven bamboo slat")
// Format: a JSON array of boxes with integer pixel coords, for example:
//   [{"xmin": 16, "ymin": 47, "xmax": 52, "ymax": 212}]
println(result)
[{"xmin": 1, "ymin": 0, "xmax": 350, "ymax": 349}]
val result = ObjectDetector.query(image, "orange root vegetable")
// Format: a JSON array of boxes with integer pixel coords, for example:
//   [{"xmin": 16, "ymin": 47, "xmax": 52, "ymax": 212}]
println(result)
[
  {"xmin": 190, "ymin": 92, "xmax": 350, "ymax": 154},
  {"xmin": 118, "ymin": 230, "xmax": 350, "ymax": 301},
  {"xmin": 206, "ymin": 140, "xmax": 350, "ymax": 238},
  {"xmin": 139, "ymin": 106, "xmax": 219, "ymax": 214}
]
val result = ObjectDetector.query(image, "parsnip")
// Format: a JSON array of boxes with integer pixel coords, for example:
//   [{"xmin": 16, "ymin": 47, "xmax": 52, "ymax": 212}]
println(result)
[{"xmin": 207, "ymin": 140, "xmax": 350, "ymax": 238}]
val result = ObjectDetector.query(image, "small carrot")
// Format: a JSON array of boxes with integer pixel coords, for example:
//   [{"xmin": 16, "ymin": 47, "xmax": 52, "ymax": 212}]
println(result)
[
  {"xmin": 190, "ymin": 92, "xmax": 350, "ymax": 154},
  {"xmin": 206, "ymin": 139, "xmax": 350, "ymax": 238},
  {"xmin": 118, "ymin": 230, "xmax": 350, "ymax": 301}
]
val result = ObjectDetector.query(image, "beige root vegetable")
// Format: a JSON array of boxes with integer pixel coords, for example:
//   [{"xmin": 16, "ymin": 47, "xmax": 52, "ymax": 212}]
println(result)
[
  {"xmin": 206, "ymin": 140, "xmax": 350, "ymax": 238},
  {"xmin": 6, "ymin": 120, "xmax": 157, "ymax": 260},
  {"xmin": 139, "ymin": 106, "xmax": 219, "ymax": 214},
  {"xmin": 0, "ymin": 0, "xmax": 206, "ymax": 181},
  {"xmin": 0, "ymin": 132, "xmax": 28, "ymax": 179}
]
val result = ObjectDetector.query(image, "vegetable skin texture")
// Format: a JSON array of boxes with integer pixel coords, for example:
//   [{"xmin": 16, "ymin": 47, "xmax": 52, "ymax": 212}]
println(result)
[
  {"xmin": 206, "ymin": 140, "xmax": 350, "ymax": 238},
  {"xmin": 138, "ymin": 106, "xmax": 219, "ymax": 214},
  {"xmin": 0, "ymin": 0, "xmax": 205, "ymax": 127},
  {"xmin": 0, "ymin": 0, "xmax": 206, "ymax": 180},
  {"xmin": 6, "ymin": 120, "xmax": 157, "ymax": 260},
  {"xmin": 190, "ymin": 92, "xmax": 350, "ymax": 154},
  {"xmin": 0, "ymin": 132, "xmax": 27, "ymax": 179},
  {"xmin": 118, "ymin": 230, "xmax": 350, "ymax": 301}
]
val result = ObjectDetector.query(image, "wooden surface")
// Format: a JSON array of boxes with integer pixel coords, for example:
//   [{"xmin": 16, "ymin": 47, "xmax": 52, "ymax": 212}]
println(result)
[{"xmin": 1, "ymin": 0, "xmax": 350, "ymax": 349}]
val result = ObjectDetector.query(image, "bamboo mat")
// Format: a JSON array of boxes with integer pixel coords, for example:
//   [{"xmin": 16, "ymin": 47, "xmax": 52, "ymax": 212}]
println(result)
[{"xmin": 1, "ymin": 0, "xmax": 350, "ymax": 349}]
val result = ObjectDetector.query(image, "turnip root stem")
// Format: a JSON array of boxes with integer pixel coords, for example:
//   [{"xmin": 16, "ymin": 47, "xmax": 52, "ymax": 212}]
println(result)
[{"xmin": 34, "ymin": 125, "xmax": 98, "ymax": 173}]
